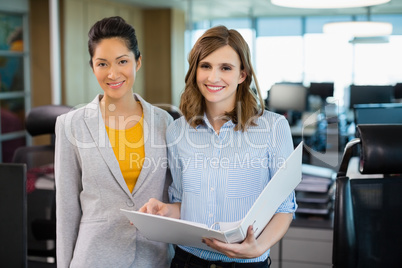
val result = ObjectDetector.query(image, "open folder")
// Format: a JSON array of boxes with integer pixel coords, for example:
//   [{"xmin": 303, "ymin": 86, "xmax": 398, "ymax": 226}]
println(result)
[{"xmin": 121, "ymin": 142, "xmax": 303, "ymax": 252}]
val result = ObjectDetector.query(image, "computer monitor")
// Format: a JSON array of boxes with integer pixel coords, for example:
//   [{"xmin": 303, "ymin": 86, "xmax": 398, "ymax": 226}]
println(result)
[
  {"xmin": 349, "ymin": 85, "xmax": 394, "ymax": 109},
  {"xmin": 354, "ymin": 103, "xmax": 402, "ymax": 125},
  {"xmin": 394, "ymin": 83, "xmax": 402, "ymax": 99},
  {"xmin": 267, "ymin": 83, "xmax": 308, "ymax": 113},
  {"xmin": 309, "ymin": 82, "xmax": 334, "ymax": 102}
]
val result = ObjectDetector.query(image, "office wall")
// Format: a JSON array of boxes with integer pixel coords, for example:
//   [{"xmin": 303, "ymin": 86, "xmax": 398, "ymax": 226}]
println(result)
[
  {"xmin": 30, "ymin": 0, "xmax": 52, "ymax": 108},
  {"xmin": 139, "ymin": 8, "xmax": 185, "ymax": 106},
  {"xmin": 171, "ymin": 8, "xmax": 186, "ymax": 108},
  {"xmin": 143, "ymin": 9, "xmax": 172, "ymax": 105},
  {"xmin": 62, "ymin": 0, "xmax": 144, "ymax": 107},
  {"xmin": 29, "ymin": 0, "xmax": 52, "ymax": 146}
]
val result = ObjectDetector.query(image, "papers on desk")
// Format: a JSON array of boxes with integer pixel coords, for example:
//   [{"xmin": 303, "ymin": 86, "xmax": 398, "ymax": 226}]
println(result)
[
  {"xmin": 121, "ymin": 142, "xmax": 303, "ymax": 251},
  {"xmin": 295, "ymin": 174, "xmax": 333, "ymax": 193},
  {"xmin": 35, "ymin": 174, "xmax": 55, "ymax": 190},
  {"xmin": 295, "ymin": 164, "xmax": 336, "ymax": 217},
  {"xmin": 295, "ymin": 164, "xmax": 335, "ymax": 193},
  {"xmin": 297, "ymin": 202, "xmax": 333, "ymax": 215},
  {"xmin": 296, "ymin": 191, "xmax": 331, "ymax": 204}
]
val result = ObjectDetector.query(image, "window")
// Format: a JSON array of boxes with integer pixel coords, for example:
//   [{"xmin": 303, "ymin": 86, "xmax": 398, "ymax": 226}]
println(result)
[
  {"xmin": 354, "ymin": 36, "xmax": 402, "ymax": 86},
  {"xmin": 256, "ymin": 36, "xmax": 303, "ymax": 100},
  {"xmin": 0, "ymin": 12, "xmax": 30, "ymax": 162},
  {"xmin": 186, "ymin": 15, "xmax": 402, "ymax": 110},
  {"xmin": 304, "ymin": 33, "xmax": 353, "ymax": 107}
]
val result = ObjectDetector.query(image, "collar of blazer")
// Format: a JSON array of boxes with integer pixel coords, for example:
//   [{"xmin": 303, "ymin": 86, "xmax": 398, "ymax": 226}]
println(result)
[{"xmin": 83, "ymin": 93, "xmax": 159, "ymax": 198}]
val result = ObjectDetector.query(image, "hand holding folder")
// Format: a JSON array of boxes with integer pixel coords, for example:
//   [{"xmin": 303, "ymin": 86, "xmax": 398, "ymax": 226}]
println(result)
[{"xmin": 121, "ymin": 142, "xmax": 303, "ymax": 252}]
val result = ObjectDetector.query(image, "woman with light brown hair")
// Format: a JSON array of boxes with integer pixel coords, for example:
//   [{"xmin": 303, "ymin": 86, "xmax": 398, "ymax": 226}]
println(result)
[
  {"xmin": 180, "ymin": 25, "xmax": 263, "ymax": 131},
  {"xmin": 141, "ymin": 25, "xmax": 296, "ymax": 267}
]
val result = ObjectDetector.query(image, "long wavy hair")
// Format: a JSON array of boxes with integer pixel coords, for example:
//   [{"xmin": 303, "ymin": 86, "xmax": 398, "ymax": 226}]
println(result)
[{"xmin": 180, "ymin": 25, "xmax": 264, "ymax": 131}]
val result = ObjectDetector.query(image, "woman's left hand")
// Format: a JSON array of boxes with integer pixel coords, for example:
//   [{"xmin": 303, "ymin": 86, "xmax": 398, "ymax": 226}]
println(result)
[{"xmin": 202, "ymin": 225, "xmax": 263, "ymax": 259}]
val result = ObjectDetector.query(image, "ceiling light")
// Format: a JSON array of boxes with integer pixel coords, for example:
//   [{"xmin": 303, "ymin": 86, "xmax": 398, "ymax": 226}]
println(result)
[
  {"xmin": 271, "ymin": 0, "xmax": 391, "ymax": 9},
  {"xmin": 349, "ymin": 36, "xmax": 390, "ymax": 44},
  {"xmin": 323, "ymin": 21, "xmax": 393, "ymax": 37}
]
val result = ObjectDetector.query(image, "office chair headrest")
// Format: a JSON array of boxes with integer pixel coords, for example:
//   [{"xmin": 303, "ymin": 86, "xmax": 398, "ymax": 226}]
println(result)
[
  {"xmin": 25, "ymin": 105, "xmax": 72, "ymax": 136},
  {"xmin": 357, "ymin": 124, "xmax": 402, "ymax": 174}
]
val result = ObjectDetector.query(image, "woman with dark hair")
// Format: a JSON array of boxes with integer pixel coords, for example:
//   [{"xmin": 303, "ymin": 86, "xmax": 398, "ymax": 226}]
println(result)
[
  {"xmin": 141, "ymin": 25, "xmax": 297, "ymax": 267},
  {"xmin": 55, "ymin": 16, "xmax": 172, "ymax": 267}
]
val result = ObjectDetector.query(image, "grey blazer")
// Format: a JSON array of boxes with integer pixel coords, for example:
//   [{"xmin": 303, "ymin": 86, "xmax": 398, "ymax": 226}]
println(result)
[{"xmin": 55, "ymin": 94, "xmax": 173, "ymax": 268}]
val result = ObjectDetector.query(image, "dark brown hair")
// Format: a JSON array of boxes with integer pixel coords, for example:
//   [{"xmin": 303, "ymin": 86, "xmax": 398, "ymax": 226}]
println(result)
[
  {"xmin": 180, "ymin": 25, "xmax": 264, "ymax": 131},
  {"xmin": 88, "ymin": 16, "xmax": 141, "ymax": 68}
]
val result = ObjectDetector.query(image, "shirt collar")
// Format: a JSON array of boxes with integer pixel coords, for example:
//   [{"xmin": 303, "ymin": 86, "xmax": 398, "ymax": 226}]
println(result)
[{"xmin": 195, "ymin": 113, "xmax": 236, "ymax": 131}]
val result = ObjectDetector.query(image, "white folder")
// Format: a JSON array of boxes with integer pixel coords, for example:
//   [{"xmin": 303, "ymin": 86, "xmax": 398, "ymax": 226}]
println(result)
[{"xmin": 121, "ymin": 142, "xmax": 303, "ymax": 252}]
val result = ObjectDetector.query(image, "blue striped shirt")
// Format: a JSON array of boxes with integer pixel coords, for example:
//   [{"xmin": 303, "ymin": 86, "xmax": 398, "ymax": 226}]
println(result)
[{"xmin": 167, "ymin": 110, "xmax": 297, "ymax": 263}]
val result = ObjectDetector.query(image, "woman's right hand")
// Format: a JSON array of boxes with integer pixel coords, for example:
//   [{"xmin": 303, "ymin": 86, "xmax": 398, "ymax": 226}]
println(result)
[{"xmin": 139, "ymin": 198, "xmax": 181, "ymax": 219}]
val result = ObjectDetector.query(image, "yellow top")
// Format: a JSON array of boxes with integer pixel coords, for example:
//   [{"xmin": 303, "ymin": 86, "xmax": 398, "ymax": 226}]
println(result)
[{"xmin": 105, "ymin": 114, "xmax": 145, "ymax": 193}]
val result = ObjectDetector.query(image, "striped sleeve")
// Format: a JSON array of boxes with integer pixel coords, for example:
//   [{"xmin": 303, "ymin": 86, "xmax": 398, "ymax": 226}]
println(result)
[{"xmin": 166, "ymin": 121, "xmax": 183, "ymax": 203}]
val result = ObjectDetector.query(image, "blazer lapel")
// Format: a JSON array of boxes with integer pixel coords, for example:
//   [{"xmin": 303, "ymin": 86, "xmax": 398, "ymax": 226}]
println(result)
[
  {"xmin": 83, "ymin": 95, "xmax": 133, "ymax": 197},
  {"xmin": 132, "ymin": 94, "xmax": 154, "ymax": 195}
]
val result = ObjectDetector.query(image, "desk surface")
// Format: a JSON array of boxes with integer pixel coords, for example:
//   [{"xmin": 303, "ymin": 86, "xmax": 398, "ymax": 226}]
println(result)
[
  {"xmin": 291, "ymin": 213, "xmax": 333, "ymax": 230},
  {"xmin": 290, "ymin": 125, "xmax": 316, "ymax": 137}
]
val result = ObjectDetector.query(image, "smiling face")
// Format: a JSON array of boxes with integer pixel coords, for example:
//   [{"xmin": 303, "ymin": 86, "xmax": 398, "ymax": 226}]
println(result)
[
  {"xmin": 92, "ymin": 37, "xmax": 141, "ymax": 101},
  {"xmin": 196, "ymin": 45, "xmax": 246, "ymax": 113}
]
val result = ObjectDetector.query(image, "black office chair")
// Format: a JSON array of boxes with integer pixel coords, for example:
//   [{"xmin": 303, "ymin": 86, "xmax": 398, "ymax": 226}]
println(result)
[
  {"xmin": 13, "ymin": 105, "xmax": 71, "ymax": 168},
  {"xmin": 154, "ymin": 104, "xmax": 182, "ymax": 120},
  {"xmin": 333, "ymin": 124, "xmax": 402, "ymax": 268},
  {"xmin": 12, "ymin": 104, "xmax": 71, "ymax": 261}
]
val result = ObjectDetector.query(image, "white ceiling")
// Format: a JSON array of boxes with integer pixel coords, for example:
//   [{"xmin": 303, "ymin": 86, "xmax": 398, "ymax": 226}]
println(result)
[{"xmin": 111, "ymin": 0, "xmax": 402, "ymax": 22}]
